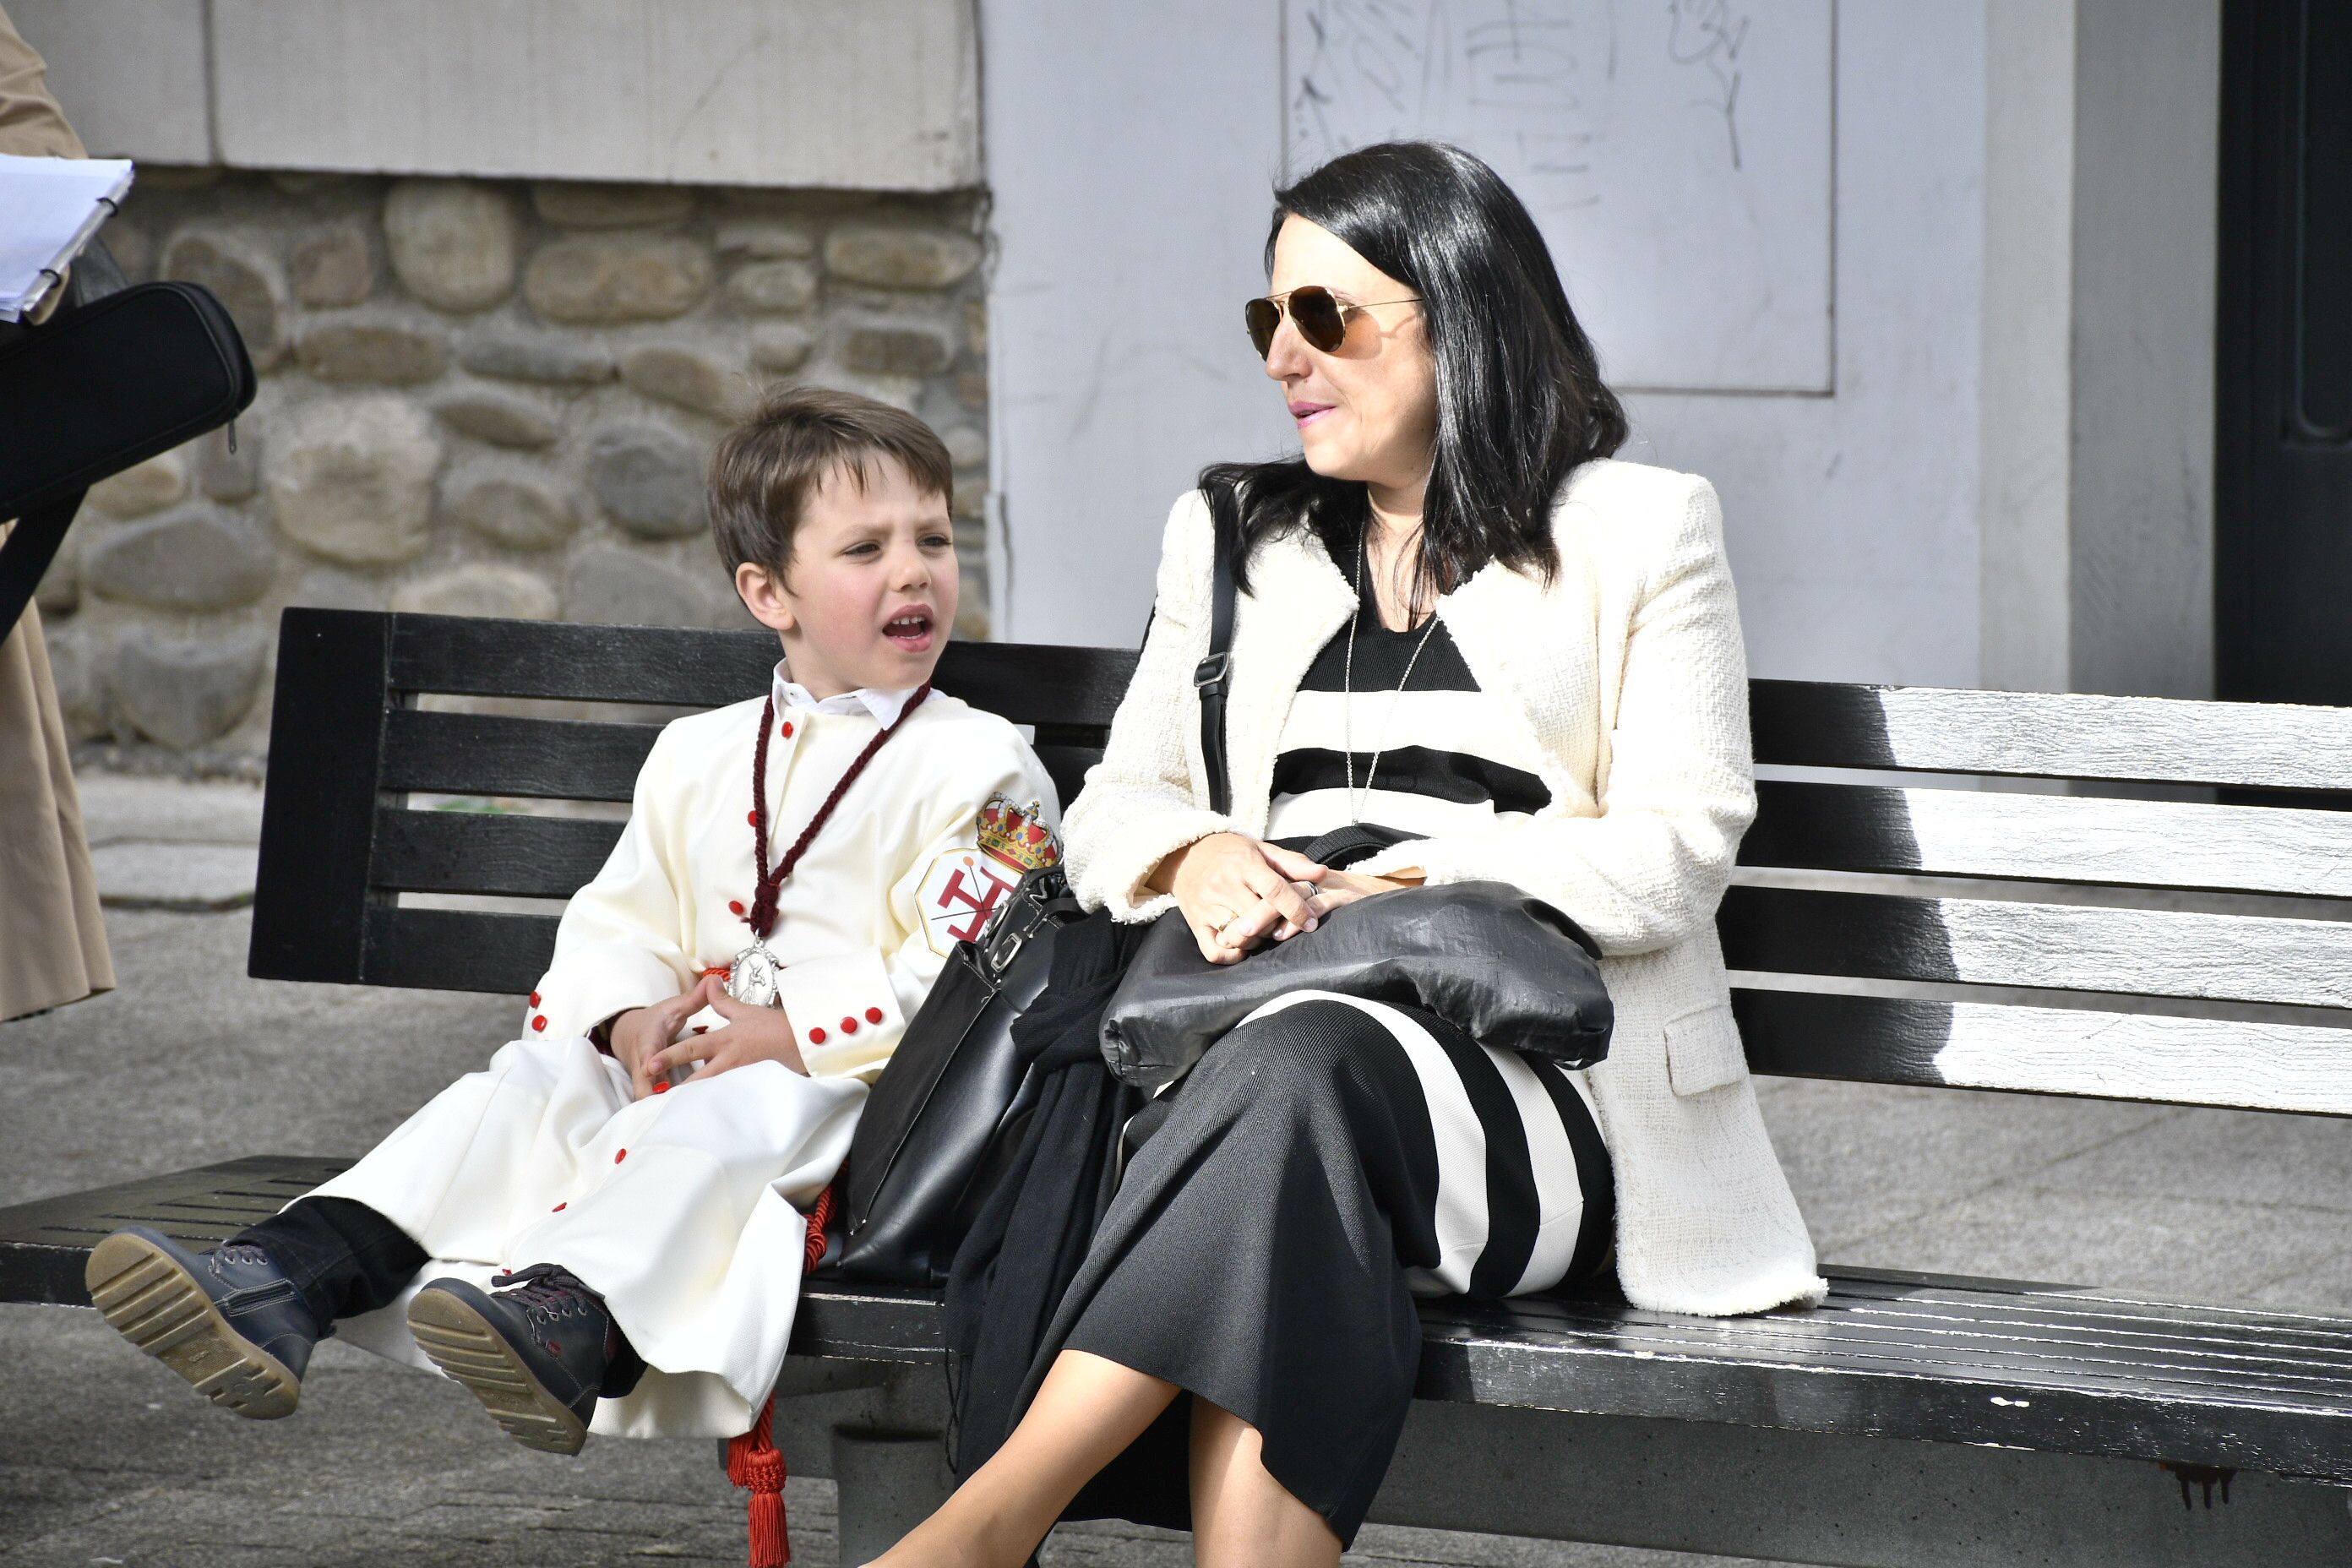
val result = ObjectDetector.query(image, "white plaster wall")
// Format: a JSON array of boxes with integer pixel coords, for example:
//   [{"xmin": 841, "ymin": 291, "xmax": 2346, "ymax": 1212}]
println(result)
[
  {"xmin": 10, "ymin": 0, "xmax": 980, "ymax": 190},
  {"xmin": 985, "ymin": 0, "xmax": 1990, "ymax": 689}
]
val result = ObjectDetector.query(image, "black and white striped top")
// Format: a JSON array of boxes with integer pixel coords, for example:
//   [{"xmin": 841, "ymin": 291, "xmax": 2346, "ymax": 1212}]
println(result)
[{"xmin": 1266, "ymin": 572, "xmax": 1552, "ymax": 843}]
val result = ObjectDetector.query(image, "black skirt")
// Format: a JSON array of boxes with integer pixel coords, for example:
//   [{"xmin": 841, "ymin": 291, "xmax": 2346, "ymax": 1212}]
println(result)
[{"xmin": 1026, "ymin": 989, "xmax": 1613, "ymax": 1546}]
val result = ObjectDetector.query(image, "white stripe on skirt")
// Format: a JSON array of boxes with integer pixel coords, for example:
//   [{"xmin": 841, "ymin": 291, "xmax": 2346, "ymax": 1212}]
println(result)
[{"xmin": 1236, "ymin": 989, "xmax": 1602, "ymax": 1298}]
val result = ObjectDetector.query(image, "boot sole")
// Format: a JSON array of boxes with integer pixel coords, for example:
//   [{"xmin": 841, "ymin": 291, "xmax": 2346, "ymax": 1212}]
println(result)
[
  {"xmin": 406, "ymin": 1285, "xmax": 590, "ymax": 1456},
  {"xmin": 84, "ymin": 1231, "xmax": 302, "ymax": 1420}
]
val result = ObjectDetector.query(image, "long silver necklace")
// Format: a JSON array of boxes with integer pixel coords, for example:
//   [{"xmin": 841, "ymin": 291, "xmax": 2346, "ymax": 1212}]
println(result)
[{"xmin": 1344, "ymin": 528, "xmax": 1441, "ymax": 824}]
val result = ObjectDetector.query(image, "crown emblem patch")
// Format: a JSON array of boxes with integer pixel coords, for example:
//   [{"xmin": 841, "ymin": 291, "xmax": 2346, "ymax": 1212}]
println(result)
[{"xmin": 977, "ymin": 794, "xmax": 1060, "ymax": 874}]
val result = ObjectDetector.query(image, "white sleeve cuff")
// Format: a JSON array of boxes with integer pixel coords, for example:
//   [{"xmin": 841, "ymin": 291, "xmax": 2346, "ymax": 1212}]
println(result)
[
  {"xmin": 770, "ymin": 949, "xmax": 903, "ymax": 1077},
  {"xmin": 525, "ymin": 948, "xmax": 692, "ymax": 1046}
]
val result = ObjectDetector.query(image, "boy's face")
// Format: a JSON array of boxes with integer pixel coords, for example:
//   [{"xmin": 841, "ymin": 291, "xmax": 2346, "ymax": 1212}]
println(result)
[{"xmin": 734, "ymin": 455, "xmax": 959, "ymax": 699}]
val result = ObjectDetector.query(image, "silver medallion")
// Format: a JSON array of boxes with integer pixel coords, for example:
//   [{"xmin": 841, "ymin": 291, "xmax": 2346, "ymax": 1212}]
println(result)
[{"xmin": 727, "ymin": 940, "xmax": 785, "ymax": 1009}]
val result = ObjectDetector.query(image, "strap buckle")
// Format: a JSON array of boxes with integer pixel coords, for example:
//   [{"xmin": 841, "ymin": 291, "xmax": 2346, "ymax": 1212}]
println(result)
[{"xmin": 1193, "ymin": 651, "xmax": 1232, "ymax": 695}]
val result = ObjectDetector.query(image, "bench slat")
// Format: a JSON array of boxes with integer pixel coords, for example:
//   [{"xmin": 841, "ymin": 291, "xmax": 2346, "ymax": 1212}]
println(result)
[
  {"xmin": 362, "ymin": 906, "xmax": 557, "ymax": 994},
  {"xmin": 10, "ymin": 1162, "xmax": 2352, "ymax": 1481},
  {"xmin": 1732, "ymin": 989, "xmax": 2352, "ymax": 1114},
  {"xmin": 373, "ymin": 809, "xmax": 621, "ymax": 898},
  {"xmin": 1752, "ymin": 678, "xmax": 2352, "ymax": 788},
  {"xmin": 385, "ymin": 614, "xmax": 1138, "ymax": 729},
  {"xmin": 381, "ymin": 710, "xmax": 658, "ymax": 803},
  {"xmin": 1719, "ymin": 885, "xmax": 2352, "ymax": 1010},
  {"xmin": 1743, "ymin": 779, "xmax": 2352, "ymax": 897}
]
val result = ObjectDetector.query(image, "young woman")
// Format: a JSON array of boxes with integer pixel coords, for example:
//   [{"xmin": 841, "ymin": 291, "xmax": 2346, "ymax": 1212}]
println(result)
[{"xmin": 877, "ymin": 140, "xmax": 1824, "ymax": 1568}]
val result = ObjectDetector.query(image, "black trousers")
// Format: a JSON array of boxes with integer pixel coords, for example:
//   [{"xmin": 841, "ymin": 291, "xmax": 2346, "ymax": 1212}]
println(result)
[{"xmin": 235, "ymin": 1196, "xmax": 427, "ymax": 1331}]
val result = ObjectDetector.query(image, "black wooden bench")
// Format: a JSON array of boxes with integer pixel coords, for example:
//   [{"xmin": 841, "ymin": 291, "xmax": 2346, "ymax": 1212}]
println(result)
[{"xmin": 8, "ymin": 606, "xmax": 2352, "ymax": 1567}]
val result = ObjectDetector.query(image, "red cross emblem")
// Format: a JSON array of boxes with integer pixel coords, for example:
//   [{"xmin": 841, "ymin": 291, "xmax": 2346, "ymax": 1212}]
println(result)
[{"xmin": 931, "ymin": 856, "xmax": 1015, "ymax": 945}]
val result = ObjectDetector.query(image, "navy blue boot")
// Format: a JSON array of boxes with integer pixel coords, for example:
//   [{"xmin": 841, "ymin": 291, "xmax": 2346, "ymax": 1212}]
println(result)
[
  {"xmin": 84, "ymin": 1226, "xmax": 321, "ymax": 1419},
  {"xmin": 406, "ymin": 1264, "xmax": 637, "ymax": 1455}
]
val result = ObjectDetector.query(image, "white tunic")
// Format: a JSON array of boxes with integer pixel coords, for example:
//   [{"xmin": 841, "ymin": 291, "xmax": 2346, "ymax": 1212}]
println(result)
[{"xmin": 310, "ymin": 667, "xmax": 1062, "ymax": 1437}]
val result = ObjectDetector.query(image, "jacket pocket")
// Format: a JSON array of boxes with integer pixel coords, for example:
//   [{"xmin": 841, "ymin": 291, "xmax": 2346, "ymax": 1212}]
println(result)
[{"xmin": 1663, "ymin": 1001, "xmax": 1746, "ymax": 1097}]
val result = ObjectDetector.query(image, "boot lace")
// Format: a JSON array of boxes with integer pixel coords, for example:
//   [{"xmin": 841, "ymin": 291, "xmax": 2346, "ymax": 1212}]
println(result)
[{"xmin": 488, "ymin": 1262, "xmax": 601, "ymax": 1326}]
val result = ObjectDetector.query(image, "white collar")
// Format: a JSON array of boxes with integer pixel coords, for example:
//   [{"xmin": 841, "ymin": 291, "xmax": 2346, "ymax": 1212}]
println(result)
[{"xmin": 770, "ymin": 661, "xmax": 921, "ymax": 728}]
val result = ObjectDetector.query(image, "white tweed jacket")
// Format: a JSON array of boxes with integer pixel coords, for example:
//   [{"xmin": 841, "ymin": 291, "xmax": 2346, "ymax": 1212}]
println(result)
[{"xmin": 1063, "ymin": 460, "xmax": 1826, "ymax": 1316}]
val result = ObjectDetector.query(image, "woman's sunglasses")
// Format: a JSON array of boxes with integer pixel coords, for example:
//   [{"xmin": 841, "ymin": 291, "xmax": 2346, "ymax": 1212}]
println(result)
[{"xmin": 1244, "ymin": 286, "xmax": 1423, "ymax": 359}]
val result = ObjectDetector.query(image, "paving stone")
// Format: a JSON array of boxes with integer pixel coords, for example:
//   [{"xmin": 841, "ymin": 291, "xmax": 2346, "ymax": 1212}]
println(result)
[
  {"xmin": 195, "ymin": 425, "xmax": 261, "ymax": 503},
  {"xmin": 270, "ymin": 396, "xmax": 444, "ymax": 565},
  {"xmin": 444, "ymin": 468, "xmax": 580, "ymax": 550},
  {"xmin": 160, "ymin": 228, "xmax": 288, "ymax": 368},
  {"xmin": 39, "ymin": 621, "xmax": 109, "ymax": 737},
  {"xmin": 383, "ymin": 179, "xmax": 519, "ymax": 312},
  {"xmin": 532, "ymin": 181, "xmax": 695, "ymax": 228},
  {"xmin": 105, "ymin": 216, "xmax": 153, "ymax": 281},
  {"xmin": 564, "ymin": 544, "xmax": 712, "ymax": 628},
  {"xmin": 457, "ymin": 329, "xmax": 618, "ymax": 386},
  {"xmin": 525, "ymin": 236, "xmax": 711, "ymax": 324},
  {"xmin": 297, "ymin": 317, "xmax": 450, "ymax": 384},
  {"xmin": 749, "ymin": 324, "xmax": 815, "ymax": 374},
  {"xmin": 433, "ymin": 386, "xmax": 562, "ymax": 449},
  {"xmin": 587, "ymin": 424, "xmax": 707, "ymax": 539},
  {"xmin": 392, "ymin": 563, "xmax": 559, "ymax": 621},
  {"xmin": 86, "ymin": 450, "xmax": 188, "ymax": 519},
  {"xmin": 965, "ymin": 295, "xmax": 987, "ymax": 357},
  {"xmin": 619, "ymin": 343, "xmax": 750, "ymax": 420},
  {"xmin": 286, "ymin": 569, "xmax": 388, "ymax": 612},
  {"xmin": 839, "ymin": 318, "xmax": 958, "ymax": 378},
  {"xmin": 823, "ymin": 225, "xmax": 982, "ymax": 290},
  {"xmin": 83, "ymin": 507, "xmax": 278, "ymax": 611},
  {"xmin": 956, "ymin": 365, "xmax": 988, "ymax": 409},
  {"xmin": 715, "ymin": 218, "xmax": 817, "ymax": 260},
  {"xmin": 726, "ymin": 259, "xmax": 819, "ymax": 313},
  {"xmin": 942, "ymin": 423, "xmax": 987, "ymax": 470},
  {"xmin": 290, "ymin": 220, "xmax": 374, "ymax": 308},
  {"xmin": 110, "ymin": 627, "xmax": 269, "ymax": 749},
  {"xmin": 952, "ymin": 471, "xmax": 986, "ymax": 522},
  {"xmin": 33, "ymin": 532, "xmax": 77, "ymax": 614},
  {"xmin": 90, "ymin": 841, "xmax": 257, "ymax": 911}
]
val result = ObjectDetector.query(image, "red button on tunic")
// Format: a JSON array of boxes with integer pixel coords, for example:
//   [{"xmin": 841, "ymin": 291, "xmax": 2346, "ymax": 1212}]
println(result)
[
  {"xmin": 651, "ymin": 1081, "xmax": 670, "ymax": 1095},
  {"xmin": 729, "ymin": 901, "xmax": 746, "ymax": 916},
  {"xmin": 553, "ymin": 1202, "xmax": 566, "ymax": 1211},
  {"xmin": 531, "ymin": 1015, "xmax": 547, "ymax": 1032},
  {"xmin": 528, "ymin": 991, "xmax": 541, "ymax": 1006},
  {"xmin": 615, "ymin": 1149, "xmax": 627, "ymax": 1163},
  {"xmin": 748, "ymin": 810, "xmax": 759, "ymax": 825},
  {"xmin": 865, "ymin": 1006, "xmax": 885, "ymax": 1024},
  {"xmin": 781, "ymin": 721, "xmax": 795, "ymax": 738},
  {"xmin": 808, "ymin": 1026, "xmax": 827, "ymax": 1045},
  {"xmin": 840, "ymin": 1016, "xmax": 858, "ymax": 1034}
]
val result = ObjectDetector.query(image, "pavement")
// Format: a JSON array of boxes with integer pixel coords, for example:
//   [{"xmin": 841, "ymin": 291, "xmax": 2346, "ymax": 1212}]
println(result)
[{"xmin": 3, "ymin": 775, "xmax": 2349, "ymax": 1566}]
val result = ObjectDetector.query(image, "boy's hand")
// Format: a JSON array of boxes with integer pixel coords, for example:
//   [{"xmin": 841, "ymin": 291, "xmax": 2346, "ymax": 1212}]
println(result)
[
  {"xmin": 607, "ymin": 975, "xmax": 723, "ymax": 1101},
  {"xmin": 646, "ymin": 987, "xmax": 809, "ymax": 1084}
]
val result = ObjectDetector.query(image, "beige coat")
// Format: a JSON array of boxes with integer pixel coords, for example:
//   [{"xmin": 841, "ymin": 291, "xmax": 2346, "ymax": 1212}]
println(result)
[
  {"xmin": 1063, "ymin": 462, "xmax": 1826, "ymax": 1316},
  {"xmin": 0, "ymin": 3, "xmax": 112, "ymax": 1022}
]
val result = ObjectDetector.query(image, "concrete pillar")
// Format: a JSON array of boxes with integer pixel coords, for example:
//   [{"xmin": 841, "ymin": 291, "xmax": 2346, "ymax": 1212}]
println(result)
[{"xmin": 1979, "ymin": 0, "xmax": 2220, "ymax": 699}]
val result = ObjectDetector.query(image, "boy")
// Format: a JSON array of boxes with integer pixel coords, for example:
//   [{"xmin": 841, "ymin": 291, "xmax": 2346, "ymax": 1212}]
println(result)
[{"xmin": 87, "ymin": 387, "xmax": 1060, "ymax": 1451}]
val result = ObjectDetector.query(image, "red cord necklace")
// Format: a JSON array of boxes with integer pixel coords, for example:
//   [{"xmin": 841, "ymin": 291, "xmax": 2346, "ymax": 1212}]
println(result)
[{"xmin": 742, "ymin": 683, "xmax": 932, "ymax": 939}]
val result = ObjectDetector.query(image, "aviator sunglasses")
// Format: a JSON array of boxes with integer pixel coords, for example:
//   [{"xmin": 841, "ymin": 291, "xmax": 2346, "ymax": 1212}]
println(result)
[{"xmin": 1244, "ymin": 285, "xmax": 1423, "ymax": 359}]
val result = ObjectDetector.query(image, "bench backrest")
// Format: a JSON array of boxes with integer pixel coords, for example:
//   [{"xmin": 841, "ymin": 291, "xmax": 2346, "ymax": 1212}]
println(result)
[{"xmin": 252, "ymin": 609, "xmax": 2352, "ymax": 1120}]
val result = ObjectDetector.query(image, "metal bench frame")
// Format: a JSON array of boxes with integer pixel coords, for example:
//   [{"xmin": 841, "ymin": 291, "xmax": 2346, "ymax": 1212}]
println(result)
[{"xmin": 8, "ymin": 607, "xmax": 2352, "ymax": 1566}]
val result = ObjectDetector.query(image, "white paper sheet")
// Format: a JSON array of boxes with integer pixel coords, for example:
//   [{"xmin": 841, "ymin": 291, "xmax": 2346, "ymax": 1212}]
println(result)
[{"xmin": 0, "ymin": 155, "xmax": 135, "ymax": 321}]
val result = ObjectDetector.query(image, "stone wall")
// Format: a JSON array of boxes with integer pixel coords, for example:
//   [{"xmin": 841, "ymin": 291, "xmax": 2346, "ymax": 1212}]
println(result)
[{"xmin": 35, "ymin": 169, "xmax": 991, "ymax": 763}]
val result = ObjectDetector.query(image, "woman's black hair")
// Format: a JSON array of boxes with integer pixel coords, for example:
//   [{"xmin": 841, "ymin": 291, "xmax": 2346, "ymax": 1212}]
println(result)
[{"xmin": 1200, "ymin": 140, "xmax": 1627, "ymax": 605}]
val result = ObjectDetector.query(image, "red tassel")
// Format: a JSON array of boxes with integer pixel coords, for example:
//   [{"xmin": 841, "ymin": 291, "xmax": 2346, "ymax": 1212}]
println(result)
[
  {"xmin": 727, "ymin": 1184, "xmax": 837, "ymax": 1568},
  {"xmin": 728, "ymin": 1395, "xmax": 791, "ymax": 1566}
]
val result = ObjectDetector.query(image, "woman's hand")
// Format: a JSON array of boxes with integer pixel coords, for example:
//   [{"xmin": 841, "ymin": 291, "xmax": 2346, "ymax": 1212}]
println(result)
[
  {"xmin": 1309, "ymin": 866, "xmax": 1419, "ymax": 915},
  {"xmin": 1152, "ymin": 833, "xmax": 1329, "ymax": 964},
  {"xmin": 607, "ymin": 977, "xmax": 722, "ymax": 1100},
  {"xmin": 645, "ymin": 974, "xmax": 809, "ymax": 1085}
]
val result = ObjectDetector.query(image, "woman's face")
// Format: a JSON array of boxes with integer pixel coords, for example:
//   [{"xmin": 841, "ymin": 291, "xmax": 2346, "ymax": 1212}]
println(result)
[{"xmin": 1263, "ymin": 215, "xmax": 1438, "ymax": 504}]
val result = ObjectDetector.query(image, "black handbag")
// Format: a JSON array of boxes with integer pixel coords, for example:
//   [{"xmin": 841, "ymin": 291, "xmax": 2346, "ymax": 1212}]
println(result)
[
  {"xmin": 0, "ymin": 273, "xmax": 258, "ymax": 640},
  {"xmin": 1099, "ymin": 515, "xmax": 1614, "ymax": 1090},
  {"xmin": 832, "ymin": 864, "xmax": 1084, "ymax": 1283}
]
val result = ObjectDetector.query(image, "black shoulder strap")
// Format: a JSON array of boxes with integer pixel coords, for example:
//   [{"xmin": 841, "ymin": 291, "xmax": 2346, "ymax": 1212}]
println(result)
[
  {"xmin": 1193, "ymin": 521, "xmax": 1239, "ymax": 816},
  {"xmin": 0, "ymin": 491, "xmax": 84, "ymax": 643}
]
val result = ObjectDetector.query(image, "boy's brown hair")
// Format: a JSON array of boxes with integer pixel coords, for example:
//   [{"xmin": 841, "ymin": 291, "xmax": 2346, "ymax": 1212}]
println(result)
[{"xmin": 708, "ymin": 385, "xmax": 955, "ymax": 576}]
